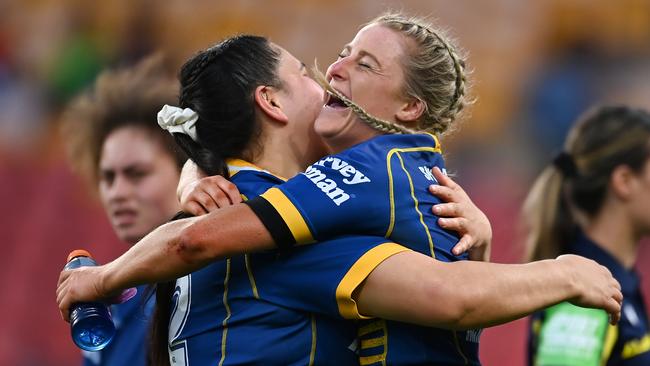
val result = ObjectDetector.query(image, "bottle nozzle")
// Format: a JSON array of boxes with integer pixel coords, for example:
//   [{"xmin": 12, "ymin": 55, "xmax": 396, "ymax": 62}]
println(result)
[{"xmin": 67, "ymin": 249, "xmax": 93, "ymax": 262}]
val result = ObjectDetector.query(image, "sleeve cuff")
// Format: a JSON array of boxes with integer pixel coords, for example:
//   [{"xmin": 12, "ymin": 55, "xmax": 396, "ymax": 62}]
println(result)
[{"xmin": 336, "ymin": 243, "xmax": 410, "ymax": 319}]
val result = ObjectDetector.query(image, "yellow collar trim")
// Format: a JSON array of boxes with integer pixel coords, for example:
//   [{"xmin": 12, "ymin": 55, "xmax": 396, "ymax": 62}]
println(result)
[{"xmin": 226, "ymin": 158, "xmax": 287, "ymax": 181}]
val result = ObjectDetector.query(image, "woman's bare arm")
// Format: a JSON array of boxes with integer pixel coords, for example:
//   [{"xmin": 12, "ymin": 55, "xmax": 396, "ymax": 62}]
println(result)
[
  {"xmin": 56, "ymin": 204, "xmax": 273, "ymax": 321},
  {"xmin": 355, "ymin": 251, "xmax": 622, "ymax": 329}
]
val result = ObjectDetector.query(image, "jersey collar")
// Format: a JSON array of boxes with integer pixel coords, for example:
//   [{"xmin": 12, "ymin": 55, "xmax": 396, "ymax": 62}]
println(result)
[{"xmin": 226, "ymin": 158, "xmax": 287, "ymax": 181}]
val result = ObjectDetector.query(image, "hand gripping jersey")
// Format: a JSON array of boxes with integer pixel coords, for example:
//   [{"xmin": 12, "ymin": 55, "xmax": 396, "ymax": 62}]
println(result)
[
  {"xmin": 246, "ymin": 134, "xmax": 482, "ymax": 365},
  {"xmin": 528, "ymin": 233, "xmax": 650, "ymax": 366},
  {"xmin": 168, "ymin": 160, "xmax": 409, "ymax": 366}
]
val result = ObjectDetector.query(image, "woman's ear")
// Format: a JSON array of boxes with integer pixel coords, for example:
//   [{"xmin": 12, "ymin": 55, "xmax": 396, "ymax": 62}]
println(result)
[
  {"xmin": 254, "ymin": 85, "xmax": 288, "ymax": 124},
  {"xmin": 396, "ymin": 97, "xmax": 425, "ymax": 124},
  {"xmin": 610, "ymin": 165, "xmax": 635, "ymax": 200}
]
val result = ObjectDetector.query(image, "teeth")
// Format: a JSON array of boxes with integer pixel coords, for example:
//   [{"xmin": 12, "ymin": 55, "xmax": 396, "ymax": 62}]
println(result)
[
  {"xmin": 324, "ymin": 89, "xmax": 350, "ymax": 109},
  {"xmin": 326, "ymin": 94, "xmax": 344, "ymax": 107}
]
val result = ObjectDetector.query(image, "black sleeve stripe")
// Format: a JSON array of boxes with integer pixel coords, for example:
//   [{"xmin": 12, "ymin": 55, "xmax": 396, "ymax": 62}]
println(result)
[{"xmin": 244, "ymin": 196, "xmax": 296, "ymax": 251}]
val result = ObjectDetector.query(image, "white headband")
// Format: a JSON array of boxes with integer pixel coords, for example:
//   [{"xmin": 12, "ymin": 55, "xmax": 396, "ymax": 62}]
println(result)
[{"xmin": 157, "ymin": 104, "xmax": 199, "ymax": 142}]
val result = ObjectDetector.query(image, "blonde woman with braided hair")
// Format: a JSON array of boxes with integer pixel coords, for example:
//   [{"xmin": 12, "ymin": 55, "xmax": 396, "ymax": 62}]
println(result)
[
  {"xmin": 58, "ymin": 12, "xmax": 622, "ymax": 365},
  {"xmin": 311, "ymin": 12, "xmax": 467, "ymax": 139}
]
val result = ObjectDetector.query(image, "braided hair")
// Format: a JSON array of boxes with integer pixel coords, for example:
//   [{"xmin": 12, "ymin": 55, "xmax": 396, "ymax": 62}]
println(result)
[
  {"xmin": 374, "ymin": 12, "xmax": 469, "ymax": 135},
  {"xmin": 312, "ymin": 66, "xmax": 416, "ymax": 134}
]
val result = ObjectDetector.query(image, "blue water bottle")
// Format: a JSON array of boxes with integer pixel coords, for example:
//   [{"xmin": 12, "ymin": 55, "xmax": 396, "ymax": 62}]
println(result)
[{"xmin": 65, "ymin": 249, "xmax": 116, "ymax": 351}]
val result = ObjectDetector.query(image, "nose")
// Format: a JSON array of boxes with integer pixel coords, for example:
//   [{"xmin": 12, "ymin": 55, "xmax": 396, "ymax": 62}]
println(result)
[
  {"xmin": 326, "ymin": 57, "xmax": 349, "ymax": 82},
  {"xmin": 107, "ymin": 175, "xmax": 132, "ymax": 202}
]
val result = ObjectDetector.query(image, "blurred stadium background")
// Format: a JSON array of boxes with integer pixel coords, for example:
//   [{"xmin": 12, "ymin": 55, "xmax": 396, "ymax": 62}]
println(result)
[{"xmin": 1, "ymin": 0, "xmax": 649, "ymax": 365}]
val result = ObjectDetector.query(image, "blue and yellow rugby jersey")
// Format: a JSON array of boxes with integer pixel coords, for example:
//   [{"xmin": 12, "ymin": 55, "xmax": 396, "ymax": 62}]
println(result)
[
  {"xmin": 168, "ymin": 159, "xmax": 409, "ymax": 366},
  {"xmin": 528, "ymin": 232, "xmax": 650, "ymax": 366},
  {"xmin": 245, "ymin": 133, "xmax": 482, "ymax": 365}
]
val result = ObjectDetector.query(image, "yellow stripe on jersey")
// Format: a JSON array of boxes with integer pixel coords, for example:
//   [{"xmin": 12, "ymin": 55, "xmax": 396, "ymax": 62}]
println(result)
[
  {"xmin": 336, "ymin": 243, "xmax": 410, "ymax": 319},
  {"xmin": 386, "ymin": 154, "xmax": 398, "ymax": 237},
  {"xmin": 244, "ymin": 254, "xmax": 260, "ymax": 299},
  {"xmin": 309, "ymin": 314, "xmax": 317, "ymax": 366},
  {"xmin": 361, "ymin": 337, "xmax": 385, "ymax": 348},
  {"xmin": 396, "ymin": 152, "xmax": 436, "ymax": 258},
  {"xmin": 531, "ymin": 318, "xmax": 542, "ymax": 337},
  {"xmin": 622, "ymin": 333, "xmax": 650, "ymax": 360},
  {"xmin": 360, "ymin": 354, "xmax": 385, "ymax": 366},
  {"xmin": 385, "ymin": 145, "xmax": 443, "ymax": 238},
  {"xmin": 601, "ymin": 324, "xmax": 618, "ymax": 365},
  {"xmin": 422, "ymin": 132, "xmax": 442, "ymax": 150},
  {"xmin": 240, "ymin": 193, "xmax": 261, "ymax": 299},
  {"xmin": 260, "ymin": 187, "xmax": 314, "ymax": 244},
  {"xmin": 359, "ymin": 319, "xmax": 388, "ymax": 366},
  {"xmin": 218, "ymin": 259, "xmax": 232, "ymax": 366},
  {"xmin": 358, "ymin": 321, "xmax": 385, "ymax": 336}
]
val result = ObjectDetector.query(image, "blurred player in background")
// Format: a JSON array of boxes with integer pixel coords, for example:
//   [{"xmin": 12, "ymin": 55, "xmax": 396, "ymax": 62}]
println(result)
[
  {"xmin": 61, "ymin": 55, "xmax": 186, "ymax": 366},
  {"xmin": 525, "ymin": 106, "xmax": 650, "ymax": 366}
]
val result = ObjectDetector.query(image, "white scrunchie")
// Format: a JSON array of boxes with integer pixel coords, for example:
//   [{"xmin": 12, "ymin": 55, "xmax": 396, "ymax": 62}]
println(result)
[{"xmin": 157, "ymin": 104, "xmax": 199, "ymax": 142}]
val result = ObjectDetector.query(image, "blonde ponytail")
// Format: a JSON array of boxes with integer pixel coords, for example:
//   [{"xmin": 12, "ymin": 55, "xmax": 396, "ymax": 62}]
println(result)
[{"xmin": 523, "ymin": 166, "xmax": 576, "ymax": 261}]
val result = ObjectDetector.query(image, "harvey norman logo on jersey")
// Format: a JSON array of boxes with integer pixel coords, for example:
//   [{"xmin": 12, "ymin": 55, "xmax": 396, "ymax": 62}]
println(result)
[{"xmin": 302, "ymin": 157, "xmax": 371, "ymax": 206}]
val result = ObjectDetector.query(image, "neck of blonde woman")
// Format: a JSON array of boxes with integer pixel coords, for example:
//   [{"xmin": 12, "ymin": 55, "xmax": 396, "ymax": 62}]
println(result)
[{"xmin": 323, "ymin": 119, "xmax": 385, "ymax": 154}]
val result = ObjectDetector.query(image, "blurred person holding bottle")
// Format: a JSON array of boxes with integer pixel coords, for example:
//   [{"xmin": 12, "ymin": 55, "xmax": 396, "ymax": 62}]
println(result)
[
  {"xmin": 524, "ymin": 106, "xmax": 650, "ymax": 366},
  {"xmin": 61, "ymin": 54, "xmax": 186, "ymax": 366}
]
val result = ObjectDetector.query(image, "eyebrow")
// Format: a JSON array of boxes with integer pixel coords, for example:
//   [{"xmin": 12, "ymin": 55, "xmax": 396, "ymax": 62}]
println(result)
[
  {"xmin": 100, "ymin": 162, "xmax": 148, "ymax": 174},
  {"xmin": 342, "ymin": 45, "xmax": 381, "ymax": 67}
]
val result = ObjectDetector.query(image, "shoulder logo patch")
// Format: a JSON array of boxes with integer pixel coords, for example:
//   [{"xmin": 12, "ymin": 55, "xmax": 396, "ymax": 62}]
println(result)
[
  {"xmin": 301, "ymin": 157, "xmax": 371, "ymax": 206},
  {"xmin": 419, "ymin": 166, "xmax": 436, "ymax": 182},
  {"xmin": 314, "ymin": 157, "xmax": 371, "ymax": 184}
]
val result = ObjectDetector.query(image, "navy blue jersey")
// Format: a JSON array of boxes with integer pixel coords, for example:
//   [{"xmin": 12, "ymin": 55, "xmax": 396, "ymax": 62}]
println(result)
[
  {"xmin": 251, "ymin": 133, "xmax": 464, "ymax": 261},
  {"xmin": 528, "ymin": 233, "xmax": 650, "ymax": 366},
  {"xmin": 246, "ymin": 134, "xmax": 481, "ymax": 365},
  {"xmin": 82, "ymin": 285, "xmax": 153, "ymax": 366},
  {"xmin": 168, "ymin": 159, "xmax": 409, "ymax": 366}
]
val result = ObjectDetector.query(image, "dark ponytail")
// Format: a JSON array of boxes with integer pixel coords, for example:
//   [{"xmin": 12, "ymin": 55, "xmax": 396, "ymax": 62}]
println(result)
[
  {"xmin": 149, "ymin": 211, "xmax": 193, "ymax": 366},
  {"xmin": 174, "ymin": 35, "xmax": 282, "ymax": 177},
  {"xmin": 149, "ymin": 35, "xmax": 282, "ymax": 364},
  {"xmin": 524, "ymin": 106, "xmax": 650, "ymax": 261}
]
